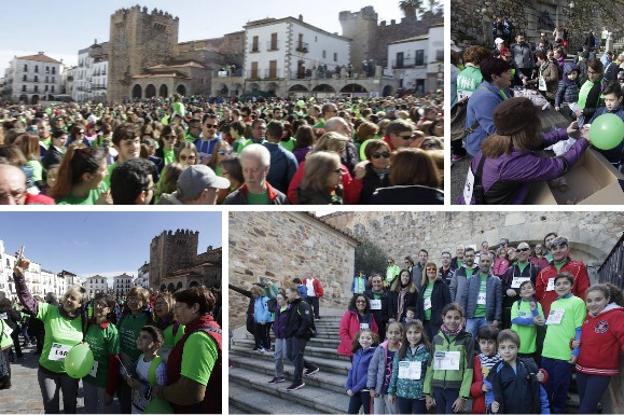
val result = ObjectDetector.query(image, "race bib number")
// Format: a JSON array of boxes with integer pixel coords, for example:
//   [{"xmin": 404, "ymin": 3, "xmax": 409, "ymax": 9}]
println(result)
[
  {"xmin": 546, "ymin": 309, "xmax": 565, "ymax": 325},
  {"xmin": 360, "ymin": 323, "xmax": 370, "ymax": 331},
  {"xmin": 48, "ymin": 343, "xmax": 72, "ymax": 361},
  {"xmin": 370, "ymin": 299, "xmax": 382, "ymax": 311},
  {"xmin": 538, "ymin": 76, "xmax": 547, "ymax": 92},
  {"xmin": 546, "ymin": 278, "xmax": 555, "ymax": 292},
  {"xmin": 89, "ymin": 361, "xmax": 99, "ymax": 378},
  {"xmin": 477, "ymin": 291, "xmax": 487, "ymax": 305},
  {"xmin": 511, "ymin": 277, "xmax": 531, "ymax": 289},
  {"xmin": 463, "ymin": 168, "xmax": 475, "ymax": 204},
  {"xmin": 424, "ymin": 297, "xmax": 432, "ymax": 311},
  {"xmin": 433, "ymin": 351, "xmax": 461, "ymax": 371},
  {"xmin": 398, "ymin": 361, "xmax": 422, "ymax": 380}
]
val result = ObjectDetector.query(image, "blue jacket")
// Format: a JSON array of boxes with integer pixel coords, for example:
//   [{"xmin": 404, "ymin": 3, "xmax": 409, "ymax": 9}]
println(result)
[
  {"xmin": 297, "ymin": 284, "xmax": 307, "ymax": 299},
  {"xmin": 253, "ymin": 296, "xmax": 273, "ymax": 324},
  {"xmin": 465, "ymin": 82, "xmax": 510, "ymax": 156},
  {"xmin": 367, "ymin": 340, "xmax": 395, "ymax": 394},
  {"xmin": 263, "ymin": 142, "xmax": 298, "ymax": 194},
  {"xmin": 352, "ymin": 275, "xmax": 367, "ymax": 294},
  {"xmin": 555, "ymin": 63, "xmax": 580, "ymax": 107},
  {"xmin": 460, "ymin": 273, "xmax": 503, "ymax": 321},
  {"xmin": 485, "ymin": 359, "xmax": 550, "ymax": 414},
  {"xmin": 346, "ymin": 346, "xmax": 376, "ymax": 393}
]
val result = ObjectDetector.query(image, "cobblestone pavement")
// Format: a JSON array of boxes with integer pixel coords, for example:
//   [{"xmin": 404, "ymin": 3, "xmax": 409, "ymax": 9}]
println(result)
[{"xmin": 0, "ymin": 342, "xmax": 121, "ymax": 414}]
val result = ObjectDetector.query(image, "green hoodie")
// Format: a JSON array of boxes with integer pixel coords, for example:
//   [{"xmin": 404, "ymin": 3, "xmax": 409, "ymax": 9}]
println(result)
[{"xmin": 423, "ymin": 330, "xmax": 474, "ymax": 398}]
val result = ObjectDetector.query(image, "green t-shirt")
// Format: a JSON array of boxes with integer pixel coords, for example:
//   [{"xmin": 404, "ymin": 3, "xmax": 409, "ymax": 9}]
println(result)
[
  {"xmin": 172, "ymin": 102, "xmax": 186, "ymax": 117},
  {"xmin": 510, "ymin": 300, "xmax": 544, "ymax": 354},
  {"xmin": 163, "ymin": 149, "xmax": 175, "ymax": 166},
  {"xmin": 247, "ymin": 190, "xmax": 270, "ymax": 205},
  {"xmin": 56, "ymin": 188, "xmax": 102, "ymax": 205},
  {"xmin": 542, "ymin": 295, "xmax": 586, "ymax": 361},
  {"xmin": 423, "ymin": 282, "xmax": 434, "ymax": 321},
  {"xmin": 117, "ymin": 312, "xmax": 151, "ymax": 363},
  {"xmin": 162, "ymin": 323, "xmax": 186, "ymax": 349},
  {"xmin": 517, "ymin": 261, "xmax": 529, "ymax": 273},
  {"xmin": 37, "ymin": 302, "xmax": 84, "ymax": 373},
  {"xmin": 578, "ymin": 79, "xmax": 602, "ymax": 110},
  {"xmin": 0, "ymin": 319, "xmax": 14, "ymax": 349},
  {"xmin": 180, "ymin": 332, "xmax": 218, "ymax": 386},
  {"xmin": 456, "ymin": 65, "xmax": 484, "ymax": 98},
  {"xmin": 313, "ymin": 119, "xmax": 326, "ymax": 129},
  {"xmin": 464, "ymin": 266, "xmax": 474, "ymax": 278},
  {"xmin": 279, "ymin": 137, "xmax": 296, "ymax": 153},
  {"xmin": 40, "ymin": 137, "xmax": 52, "ymax": 151},
  {"xmin": 386, "ymin": 264, "xmax": 401, "ymax": 284},
  {"xmin": 83, "ymin": 322, "xmax": 120, "ymax": 387},
  {"xmin": 554, "ymin": 260, "xmax": 567, "ymax": 273},
  {"xmin": 101, "ymin": 163, "xmax": 117, "ymax": 190},
  {"xmin": 27, "ymin": 159, "xmax": 44, "ymax": 182},
  {"xmin": 474, "ymin": 274, "xmax": 487, "ymax": 318}
]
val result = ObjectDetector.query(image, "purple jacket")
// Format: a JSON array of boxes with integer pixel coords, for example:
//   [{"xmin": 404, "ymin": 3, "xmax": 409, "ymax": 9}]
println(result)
[
  {"xmin": 272, "ymin": 303, "xmax": 290, "ymax": 339},
  {"xmin": 462, "ymin": 128, "xmax": 590, "ymax": 204}
]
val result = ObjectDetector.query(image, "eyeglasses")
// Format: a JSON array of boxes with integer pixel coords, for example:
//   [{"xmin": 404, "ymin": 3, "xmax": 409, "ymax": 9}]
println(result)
[
  {"xmin": 399, "ymin": 134, "xmax": 416, "ymax": 141},
  {"xmin": 180, "ymin": 154, "xmax": 196, "ymax": 161},
  {"xmin": 205, "ymin": 124, "xmax": 218, "ymax": 129},
  {"xmin": 78, "ymin": 130, "xmax": 85, "ymax": 135},
  {"xmin": 163, "ymin": 135, "xmax": 177, "ymax": 141},
  {"xmin": 371, "ymin": 152, "xmax": 390, "ymax": 159}
]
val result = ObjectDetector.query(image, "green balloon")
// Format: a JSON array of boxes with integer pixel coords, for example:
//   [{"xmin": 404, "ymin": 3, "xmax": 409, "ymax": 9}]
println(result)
[
  {"xmin": 145, "ymin": 398, "xmax": 174, "ymax": 414},
  {"xmin": 64, "ymin": 343, "xmax": 94, "ymax": 379},
  {"xmin": 589, "ymin": 113, "xmax": 624, "ymax": 150}
]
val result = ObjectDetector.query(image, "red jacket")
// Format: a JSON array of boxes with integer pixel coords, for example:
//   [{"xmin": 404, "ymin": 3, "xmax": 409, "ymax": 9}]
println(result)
[
  {"xmin": 25, "ymin": 193, "xmax": 54, "ymax": 205},
  {"xmin": 576, "ymin": 305, "xmax": 624, "ymax": 376},
  {"xmin": 470, "ymin": 357, "xmax": 487, "ymax": 414},
  {"xmin": 535, "ymin": 258, "xmax": 590, "ymax": 316},
  {"xmin": 337, "ymin": 309, "xmax": 379, "ymax": 357},
  {"xmin": 287, "ymin": 161, "xmax": 361, "ymax": 204},
  {"xmin": 302, "ymin": 277, "xmax": 324, "ymax": 298}
]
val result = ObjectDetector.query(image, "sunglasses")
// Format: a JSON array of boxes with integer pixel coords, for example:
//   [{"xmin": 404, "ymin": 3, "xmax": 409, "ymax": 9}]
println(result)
[
  {"xmin": 371, "ymin": 152, "xmax": 390, "ymax": 159},
  {"xmin": 516, "ymin": 248, "xmax": 530, "ymax": 253},
  {"xmin": 163, "ymin": 135, "xmax": 177, "ymax": 141},
  {"xmin": 399, "ymin": 135, "xmax": 416, "ymax": 141},
  {"xmin": 205, "ymin": 124, "xmax": 218, "ymax": 129}
]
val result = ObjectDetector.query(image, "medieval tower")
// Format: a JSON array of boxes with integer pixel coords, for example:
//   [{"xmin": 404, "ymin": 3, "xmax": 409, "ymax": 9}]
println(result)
[
  {"xmin": 149, "ymin": 229, "xmax": 199, "ymax": 290},
  {"xmin": 339, "ymin": 7, "xmax": 379, "ymax": 70},
  {"xmin": 108, "ymin": 6, "xmax": 180, "ymax": 103}
]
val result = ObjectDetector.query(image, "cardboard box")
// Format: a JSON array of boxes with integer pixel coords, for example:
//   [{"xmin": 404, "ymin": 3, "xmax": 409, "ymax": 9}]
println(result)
[{"xmin": 527, "ymin": 149, "xmax": 624, "ymax": 205}]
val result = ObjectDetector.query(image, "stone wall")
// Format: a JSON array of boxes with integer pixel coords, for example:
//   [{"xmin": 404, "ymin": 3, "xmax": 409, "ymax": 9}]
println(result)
[{"xmin": 228, "ymin": 212, "xmax": 359, "ymax": 328}]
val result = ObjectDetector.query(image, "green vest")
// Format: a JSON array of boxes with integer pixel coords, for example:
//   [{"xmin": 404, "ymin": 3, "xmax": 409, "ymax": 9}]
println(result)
[{"xmin": 0, "ymin": 319, "xmax": 14, "ymax": 350}]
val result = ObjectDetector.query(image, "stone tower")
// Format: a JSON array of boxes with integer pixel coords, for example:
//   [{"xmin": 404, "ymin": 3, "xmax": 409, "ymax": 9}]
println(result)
[
  {"xmin": 149, "ymin": 229, "xmax": 198, "ymax": 289},
  {"xmin": 108, "ymin": 5, "xmax": 180, "ymax": 103},
  {"xmin": 339, "ymin": 6, "xmax": 379, "ymax": 71}
]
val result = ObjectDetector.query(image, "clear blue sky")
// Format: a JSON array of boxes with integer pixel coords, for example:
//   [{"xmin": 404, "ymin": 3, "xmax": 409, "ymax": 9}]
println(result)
[
  {"xmin": 0, "ymin": 0, "xmax": 434, "ymax": 72},
  {"xmin": 0, "ymin": 212, "xmax": 221, "ymax": 279}
]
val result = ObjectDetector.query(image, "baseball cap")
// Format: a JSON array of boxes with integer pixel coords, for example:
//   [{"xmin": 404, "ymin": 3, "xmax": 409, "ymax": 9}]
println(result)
[
  {"xmin": 495, "ymin": 37, "xmax": 505, "ymax": 45},
  {"xmin": 177, "ymin": 165, "xmax": 230, "ymax": 199},
  {"xmin": 551, "ymin": 236, "xmax": 569, "ymax": 248}
]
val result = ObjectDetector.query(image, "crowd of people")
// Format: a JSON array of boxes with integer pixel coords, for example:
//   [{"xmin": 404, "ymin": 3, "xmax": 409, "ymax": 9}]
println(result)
[
  {"xmin": 452, "ymin": 21, "xmax": 624, "ymax": 204},
  {"xmin": 336, "ymin": 232, "xmax": 623, "ymax": 414},
  {"xmin": 0, "ymin": 93, "xmax": 444, "ymax": 205},
  {"xmin": 0, "ymin": 251, "xmax": 222, "ymax": 414}
]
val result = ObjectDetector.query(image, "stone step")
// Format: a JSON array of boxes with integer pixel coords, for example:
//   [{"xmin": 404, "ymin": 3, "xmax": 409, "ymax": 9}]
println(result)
[
  {"xmin": 229, "ymin": 354, "xmax": 348, "ymax": 393},
  {"xmin": 231, "ymin": 345, "xmax": 351, "ymax": 375},
  {"xmin": 242, "ymin": 333, "xmax": 340, "ymax": 348},
  {"xmin": 235, "ymin": 338, "xmax": 349, "ymax": 361},
  {"xmin": 230, "ymin": 366, "xmax": 347, "ymax": 414},
  {"xmin": 229, "ymin": 383, "xmax": 319, "ymax": 414}
]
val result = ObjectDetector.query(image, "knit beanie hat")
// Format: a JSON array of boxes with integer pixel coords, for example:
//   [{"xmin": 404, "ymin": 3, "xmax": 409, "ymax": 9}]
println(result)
[{"xmin": 493, "ymin": 97, "xmax": 538, "ymax": 135}]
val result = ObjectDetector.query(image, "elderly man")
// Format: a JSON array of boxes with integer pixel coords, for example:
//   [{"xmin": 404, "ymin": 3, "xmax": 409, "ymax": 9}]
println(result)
[
  {"xmin": 0, "ymin": 164, "xmax": 54, "ymax": 205},
  {"xmin": 224, "ymin": 144, "xmax": 288, "ymax": 204},
  {"xmin": 158, "ymin": 164, "xmax": 230, "ymax": 205},
  {"xmin": 501, "ymin": 242, "xmax": 541, "ymax": 328}
]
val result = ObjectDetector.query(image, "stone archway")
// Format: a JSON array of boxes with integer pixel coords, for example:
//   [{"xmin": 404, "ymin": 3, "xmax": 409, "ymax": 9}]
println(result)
[
  {"xmin": 176, "ymin": 281, "xmax": 183, "ymax": 291},
  {"xmin": 340, "ymin": 83, "xmax": 367, "ymax": 93},
  {"xmin": 289, "ymin": 84, "xmax": 309, "ymax": 93},
  {"xmin": 189, "ymin": 281, "xmax": 199, "ymax": 288},
  {"xmin": 312, "ymin": 84, "xmax": 335, "ymax": 93},
  {"xmin": 233, "ymin": 83, "xmax": 243, "ymax": 96},
  {"xmin": 18, "ymin": 94, "xmax": 28, "ymax": 103},
  {"xmin": 31, "ymin": 95, "xmax": 39, "ymax": 105},
  {"xmin": 247, "ymin": 83, "xmax": 260, "ymax": 93},
  {"xmin": 176, "ymin": 84, "xmax": 186, "ymax": 96},
  {"xmin": 382, "ymin": 85, "xmax": 394, "ymax": 97},
  {"xmin": 266, "ymin": 82, "xmax": 279, "ymax": 96},
  {"xmin": 159, "ymin": 84, "xmax": 168, "ymax": 98},
  {"xmin": 132, "ymin": 84, "xmax": 142, "ymax": 99},
  {"xmin": 167, "ymin": 283, "xmax": 175, "ymax": 292},
  {"xmin": 218, "ymin": 84, "xmax": 229, "ymax": 96},
  {"xmin": 145, "ymin": 84, "xmax": 156, "ymax": 98}
]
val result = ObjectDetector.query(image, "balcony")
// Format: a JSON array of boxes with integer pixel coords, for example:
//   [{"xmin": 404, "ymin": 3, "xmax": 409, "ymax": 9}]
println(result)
[
  {"xmin": 245, "ymin": 69, "xmax": 281, "ymax": 81},
  {"xmin": 295, "ymin": 42, "xmax": 309, "ymax": 54},
  {"xmin": 391, "ymin": 57, "xmax": 426, "ymax": 69},
  {"xmin": 266, "ymin": 40, "xmax": 279, "ymax": 51}
]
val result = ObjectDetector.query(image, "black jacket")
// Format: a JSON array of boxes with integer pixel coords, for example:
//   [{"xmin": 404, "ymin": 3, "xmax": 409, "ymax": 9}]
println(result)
[
  {"xmin": 501, "ymin": 262, "xmax": 540, "ymax": 308},
  {"xmin": 285, "ymin": 298, "xmax": 316, "ymax": 339},
  {"xmin": 387, "ymin": 284, "xmax": 419, "ymax": 322},
  {"xmin": 364, "ymin": 288, "xmax": 390, "ymax": 326},
  {"xmin": 416, "ymin": 279, "xmax": 451, "ymax": 332},
  {"xmin": 360, "ymin": 164, "xmax": 390, "ymax": 204},
  {"xmin": 487, "ymin": 358, "xmax": 542, "ymax": 414},
  {"xmin": 369, "ymin": 185, "xmax": 444, "ymax": 205}
]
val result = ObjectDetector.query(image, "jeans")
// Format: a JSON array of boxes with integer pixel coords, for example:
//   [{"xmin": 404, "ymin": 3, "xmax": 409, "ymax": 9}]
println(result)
[
  {"xmin": 373, "ymin": 393, "xmax": 396, "ymax": 415},
  {"xmin": 83, "ymin": 380, "xmax": 108, "ymax": 414},
  {"xmin": 274, "ymin": 337, "xmax": 287, "ymax": 378},
  {"xmin": 37, "ymin": 366, "xmax": 79, "ymax": 413},
  {"xmin": 306, "ymin": 296, "xmax": 320, "ymax": 318},
  {"xmin": 432, "ymin": 386, "xmax": 459, "ymax": 414},
  {"xmin": 286, "ymin": 336, "xmax": 316, "ymax": 385},
  {"xmin": 397, "ymin": 397, "xmax": 427, "ymax": 414},
  {"xmin": 577, "ymin": 372, "xmax": 611, "ymax": 414},
  {"xmin": 348, "ymin": 391, "xmax": 372, "ymax": 414},
  {"xmin": 541, "ymin": 357, "xmax": 573, "ymax": 414},
  {"xmin": 466, "ymin": 317, "xmax": 489, "ymax": 344}
]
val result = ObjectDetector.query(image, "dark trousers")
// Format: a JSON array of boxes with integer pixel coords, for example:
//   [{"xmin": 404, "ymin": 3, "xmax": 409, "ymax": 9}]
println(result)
[
  {"xmin": 397, "ymin": 397, "xmax": 427, "ymax": 414},
  {"xmin": 541, "ymin": 357, "xmax": 573, "ymax": 414},
  {"xmin": 37, "ymin": 367, "xmax": 79, "ymax": 413},
  {"xmin": 117, "ymin": 377, "xmax": 132, "ymax": 413},
  {"xmin": 432, "ymin": 386, "xmax": 459, "ymax": 414},
  {"xmin": 518, "ymin": 352, "xmax": 537, "ymax": 364},
  {"xmin": 286, "ymin": 336, "xmax": 316, "ymax": 385},
  {"xmin": 10, "ymin": 329, "xmax": 22, "ymax": 358},
  {"xmin": 348, "ymin": 391, "xmax": 372, "ymax": 414},
  {"xmin": 451, "ymin": 138, "xmax": 467, "ymax": 158},
  {"xmin": 253, "ymin": 322, "xmax": 271, "ymax": 349},
  {"xmin": 502, "ymin": 305, "xmax": 512, "ymax": 330},
  {"xmin": 306, "ymin": 296, "xmax": 320, "ymax": 318},
  {"xmin": 423, "ymin": 320, "xmax": 439, "ymax": 342},
  {"xmin": 577, "ymin": 372, "xmax": 611, "ymax": 414}
]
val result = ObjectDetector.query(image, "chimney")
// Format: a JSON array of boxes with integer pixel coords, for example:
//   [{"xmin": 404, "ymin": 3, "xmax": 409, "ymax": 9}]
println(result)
[{"xmin": 298, "ymin": 14, "xmax": 303, "ymax": 21}]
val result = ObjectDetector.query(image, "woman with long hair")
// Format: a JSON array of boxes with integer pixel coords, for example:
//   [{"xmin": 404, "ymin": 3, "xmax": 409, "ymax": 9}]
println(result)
[
  {"xmin": 297, "ymin": 151, "xmax": 344, "ymax": 205},
  {"xmin": 50, "ymin": 147, "xmax": 108, "ymax": 205},
  {"xmin": 387, "ymin": 269, "xmax": 419, "ymax": 323}
]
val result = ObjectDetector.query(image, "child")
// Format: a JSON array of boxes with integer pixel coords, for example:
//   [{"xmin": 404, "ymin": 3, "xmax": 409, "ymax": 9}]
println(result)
[
  {"xmin": 541, "ymin": 273, "xmax": 585, "ymax": 414},
  {"xmin": 588, "ymin": 82, "xmax": 624, "ymax": 169},
  {"xmin": 127, "ymin": 325, "xmax": 168, "ymax": 414},
  {"xmin": 346, "ymin": 329, "xmax": 379, "ymax": 414},
  {"xmin": 367, "ymin": 321, "xmax": 403, "ymax": 414},
  {"xmin": 404, "ymin": 307, "xmax": 417, "ymax": 324},
  {"xmin": 268, "ymin": 290, "xmax": 289, "ymax": 384},
  {"xmin": 352, "ymin": 271, "xmax": 368, "ymax": 295},
  {"xmin": 423, "ymin": 303, "xmax": 473, "ymax": 414},
  {"xmin": 575, "ymin": 284, "xmax": 624, "ymax": 414},
  {"xmin": 250, "ymin": 285, "xmax": 272, "ymax": 353},
  {"xmin": 388, "ymin": 320, "xmax": 431, "ymax": 414},
  {"xmin": 510, "ymin": 280, "xmax": 545, "ymax": 361},
  {"xmin": 555, "ymin": 64, "xmax": 580, "ymax": 120},
  {"xmin": 486, "ymin": 329, "xmax": 550, "ymax": 414},
  {"xmin": 470, "ymin": 325, "xmax": 502, "ymax": 414}
]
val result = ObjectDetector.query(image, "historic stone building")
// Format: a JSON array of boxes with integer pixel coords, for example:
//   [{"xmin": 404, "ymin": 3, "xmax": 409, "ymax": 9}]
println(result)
[{"xmin": 148, "ymin": 229, "xmax": 221, "ymax": 292}]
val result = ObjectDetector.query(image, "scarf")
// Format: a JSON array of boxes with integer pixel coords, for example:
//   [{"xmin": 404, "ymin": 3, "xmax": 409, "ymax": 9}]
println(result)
[
  {"xmin": 440, "ymin": 322, "xmax": 463, "ymax": 337},
  {"xmin": 397, "ymin": 287, "xmax": 408, "ymax": 320},
  {"xmin": 479, "ymin": 353, "xmax": 502, "ymax": 370}
]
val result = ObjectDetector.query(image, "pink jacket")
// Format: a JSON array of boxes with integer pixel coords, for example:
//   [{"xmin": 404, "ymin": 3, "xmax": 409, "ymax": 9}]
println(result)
[
  {"xmin": 337, "ymin": 310, "xmax": 379, "ymax": 357},
  {"xmin": 492, "ymin": 257, "xmax": 510, "ymax": 277}
]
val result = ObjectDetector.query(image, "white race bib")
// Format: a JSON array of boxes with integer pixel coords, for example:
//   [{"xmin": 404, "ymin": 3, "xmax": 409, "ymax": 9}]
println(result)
[
  {"xmin": 463, "ymin": 168, "xmax": 475, "ymax": 204},
  {"xmin": 538, "ymin": 76, "xmax": 547, "ymax": 92},
  {"xmin": 89, "ymin": 360, "xmax": 99, "ymax": 378},
  {"xmin": 477, "ymin": 291, "xmax": 487, "ymax": 305},
  {"xmin": 546, "ymin": 278, "xmax": 555, "ymax": 292},
  {"xmin": 511, "ymin": 277, "xmax": 531, "ymax": 289},
  {"xmin": 360, "ymin": 323, "xmax": 370, "ymax": 331},
  {"xmin": 433, "ymin": 351, "xmax": 461, "ymax": 371},
  {"xmin": 370, "ymin": 299, "xmax": 382, "ymax": 311},
  {"xmin": 424, "ymin": 297, "xmax": 432, "ymax": 311},
  {"xmin": 398, "ymin": 361, "xmax": 422, "ymax": 380},
  {"xmin": 546, "ymin": 309, "xmax": 565, "ymax": 325},
  {"xmin": 0, "ymin": 313, "xmax": 7, "ymax": 320},
  {"xmin": 48, "ymin": 343, "xmax": 72, "ymax": 361}
]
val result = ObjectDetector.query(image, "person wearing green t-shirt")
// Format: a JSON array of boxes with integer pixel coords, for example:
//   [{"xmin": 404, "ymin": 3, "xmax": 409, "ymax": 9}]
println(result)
[
  {"xmin": 510, "ymin": 280, "xmax": 545, "ymax": 359},
  {"xmin": 102, "ymin": 124, "xmax": 141, "ymax": 190},
  {"xmin": 52, "ymin": 147, "xmax": 108, "ymax": 205},
  {"xmin": 156, "ymin": 125, "xmax": 178, "ymax": 167},
  {"xmin": 385, "ymin": 258, "xmax": 401, "ymax": 288},
  {"xmin": 462, "ymin": 252, "xmax": 502, "ymax": 341},
  {"xmin": 153, "ymin": 292, "xmax": 185, "ymax": 362},
  {"xmin": 456, "ymin": 46, "xmax": 490, "ymax": 100},
  {"xmin": 83, "ymin": 293, "xmax": 120, "ymax": 413},
  {"xmin": 12, "ymin": 253, "xmax": 86, "ymax": 413},
  {"xmin": 541, "ymin": 274, "xmax": 586, "ymax": 414}
]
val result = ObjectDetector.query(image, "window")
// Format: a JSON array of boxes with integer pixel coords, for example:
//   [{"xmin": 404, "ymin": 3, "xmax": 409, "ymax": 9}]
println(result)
[
  {"xmin": 46, "ymin": 66, "xmax": 49, "ymax": 73},
  {"xmin": 45, "ymin": 76, "xmax": 49, "ymax": 83},
  {"xmin": 52, "ymin": 67, "xmax": 56, "ymax": 75},
  {"xmin": 23, "ymin": 64, "xmax": 28, "ymax": 72},
  {"xmin": 35, "ymin": 65, "xmax": 38, "ymax": 73},
  {"xmin": 334, "ymin": 52, "xmax": 338, "ymax": 62},
  {"xmin": 22, "ymin": 74, "xmax": 27, "ymax": 82},
  {"xmin": 252, "ymin": 36, "xmax": 259, "ymax": 53},
  {"xmin": 22, "ymin": 85, "xmax": 26, "ymax": 92},
  {"xmin": 415, "ymin": 50, "xmax": 425, "ymax": 66},
  {"xmin": 51, "ymin": 85, "xmax": 54, "ymax": 93},
  {"xmin": 270, "ymin": 33, "xmax": 278, "ymax": 50},
  {"xmin": 51, "ymin": 77, "xmax": 55, "ymax": 84},
  {"xmin": 322, "ymin": 50, "xmax": 327, "ymax": 59},
  {"xmin": 45, "ymin": 85, "xmax": 48, "ymax": 92},
  {"xmin": 34, "ymin": 75, "xmax": 38, "ymax": 83},
  {"xmin": 34, "ymin": 85, "xmax": 38, "ymax": 92}
]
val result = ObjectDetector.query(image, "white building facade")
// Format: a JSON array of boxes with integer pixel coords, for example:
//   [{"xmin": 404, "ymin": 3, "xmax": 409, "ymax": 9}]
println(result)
[
  {"xmin": 85, "ymin": 275, "xmax": 109, "ymax": 297},
  {"xmin": 5, "ymin": 52, "xmax": 62, "ymax": 104},
  {"xmin": 136, "ymin": 263, "xmax": 150, "ymax": 289},
  {"xmin": 113, "ymin": 273, "xmax": 134, "ymax": 297},
  {"xmin": 73, "ymin": 42, "xmax": 108, "ymax": 103},
  {"xmin": 387, "ymin": 24, "xmax": 443, "ymax": 93}
]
